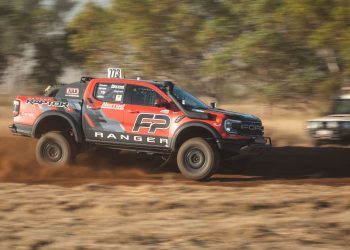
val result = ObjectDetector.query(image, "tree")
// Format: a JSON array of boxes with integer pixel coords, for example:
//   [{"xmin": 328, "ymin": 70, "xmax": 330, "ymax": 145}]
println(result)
[
  {"xmin": 68, "ymin": 0, "xmax": 350, "ymax": 102},
  {"xmin": 0, "ymin": 0, "xmax": 75, "ymax": 85}
]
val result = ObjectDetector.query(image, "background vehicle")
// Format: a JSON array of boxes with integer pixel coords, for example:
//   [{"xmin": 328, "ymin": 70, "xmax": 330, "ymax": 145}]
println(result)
[
  {"xmin": 9, "ymin": 74, "xmax": 271, "ymax": 181},
  {"xmin": 307, "ymin": 90, "xmax": 350, "ymax": 145}
]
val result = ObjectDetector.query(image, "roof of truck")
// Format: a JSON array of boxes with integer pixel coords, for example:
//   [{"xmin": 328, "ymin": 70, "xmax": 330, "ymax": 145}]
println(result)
[{"xmin": 84, "ymin": 77, "xmax": 165, "ymax": 85}]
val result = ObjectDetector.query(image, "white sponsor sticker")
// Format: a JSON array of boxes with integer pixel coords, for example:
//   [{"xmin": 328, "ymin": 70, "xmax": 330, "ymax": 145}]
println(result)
[
  {"xmin": 66, "ymin": 88, "xmax": 80, "ymax": 97},
  {"xmin": 111, "ymin": 84, "xmax": 125, "ymax": 89},
  {"xmin": 115, "ymin": 95, "xmax": 123, "ymax": 102}
]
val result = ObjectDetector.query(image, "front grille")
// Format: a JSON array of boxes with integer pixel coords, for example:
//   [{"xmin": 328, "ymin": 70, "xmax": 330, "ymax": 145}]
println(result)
[{"xmin": 232, "ymin": 121, "xmax": 264, "ymax": 136}]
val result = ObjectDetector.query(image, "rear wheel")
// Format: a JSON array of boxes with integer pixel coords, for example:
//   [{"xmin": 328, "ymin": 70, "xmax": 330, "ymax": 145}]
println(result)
[
  {"xmin": 36, "ymin": 131, "xmax": 76, "ymax": 167},
  {"xmin": 177, "ymin": 137, "xmax": 219, "ymax": 181}
]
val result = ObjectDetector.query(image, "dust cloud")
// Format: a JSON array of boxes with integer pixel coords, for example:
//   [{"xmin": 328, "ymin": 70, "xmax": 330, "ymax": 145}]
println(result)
[{"xmin": 0, "ymin": 137, "xmax": 152, "ymax": 185}]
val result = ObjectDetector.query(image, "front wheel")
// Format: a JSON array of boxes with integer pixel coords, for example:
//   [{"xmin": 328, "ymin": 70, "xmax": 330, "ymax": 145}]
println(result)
[
  {"xmin": 36, "ymin": 131, "xmax": 76, "ymax": 167},
  {"xmin": 177, "ymin": 137, "xmax": 220, "ymax": 181}
]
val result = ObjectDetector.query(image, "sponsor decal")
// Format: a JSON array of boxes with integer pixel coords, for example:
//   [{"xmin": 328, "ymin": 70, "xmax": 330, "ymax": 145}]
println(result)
[
  {"xmin": 21, "ymin": 112, "xmax": 34, "ymax": 117},
  {"xmin": 113, "ymin": 90, "xmax": 124, "ymax": 94},
  {"xmin": 115, "ymin": 94, "xmax": 123, "ymax": 102},
  {"xmin": 94, "ymin": 132, "xmax": 169, "ymax": 146},
  {"xmin": 26, "ymin": 99, "xmax": 69, "ymax": 109},
  {"xmin": 101, "ymin": 102, "xmax": 125, "ymax": 110},
  {"xmin": 132, "ymin": 113, "xmax": 171, "ymax": 133},
  {"xmin": 111, "ymin": 84, "xmax": 125, "ymax": 89},
  {"xmin": 95, "ymin": 83, "xmax": 125, "ymax": 102},
  {"xmin": 160, "ymin": 109, "xmax": 169, "ymax": 114},
  {"xmin": 66, "ymin": 88, "xmax": 80, "ymax": 97}
]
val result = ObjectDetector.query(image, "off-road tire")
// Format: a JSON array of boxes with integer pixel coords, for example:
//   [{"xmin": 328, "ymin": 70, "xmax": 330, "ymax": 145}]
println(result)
[
  {"xmin": 177, "ymin": 137, "xmax": 220, "ymax": 181},
  {"xmin": 36, "ymin": 131, "xmax": 76, "ymax": 167}
]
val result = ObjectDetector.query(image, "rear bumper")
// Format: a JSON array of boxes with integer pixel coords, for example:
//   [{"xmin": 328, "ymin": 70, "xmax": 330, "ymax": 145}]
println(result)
[
  {"xmin": 9, "ymin": 124, "xmax": 16, "ymax": 134},
  {"xmin": 217, "ymin": 137, "xmax": 272, "ymax": 156},
  {"xmin": 9, "ymin": 124, "xmax": 32, "ymax": 137}
]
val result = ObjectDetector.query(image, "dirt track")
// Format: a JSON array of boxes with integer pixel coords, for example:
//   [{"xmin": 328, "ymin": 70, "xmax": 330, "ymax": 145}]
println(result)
[
  {"xmin": 1, "ymin": 105, "xmax": 350, "ymax": 249},
  {"xmin": 2, "ymin": 183, "xmax": 350, "ymax": 249},
  {"xmin": 0, "ymin": 137, "xmax": 349, "ymax": 249},
  {"xmin": 0, "ymin": 137, "xmax": 349, "ymax": 187}
]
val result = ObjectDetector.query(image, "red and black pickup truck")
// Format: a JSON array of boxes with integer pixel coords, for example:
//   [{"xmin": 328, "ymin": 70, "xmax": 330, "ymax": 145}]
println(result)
[{"xmin": 9, "ymin": 76, "xmax": 271, "ymax": 180}]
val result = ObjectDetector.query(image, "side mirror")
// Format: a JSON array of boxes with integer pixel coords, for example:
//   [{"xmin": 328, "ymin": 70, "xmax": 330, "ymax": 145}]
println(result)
[
  {"xmin": 210, "ymin": 102, "xmax": 217, "ymax": 109},
  {"xmin": 155, "ymin": 98, "xmax": 169, "ymax": 108}
]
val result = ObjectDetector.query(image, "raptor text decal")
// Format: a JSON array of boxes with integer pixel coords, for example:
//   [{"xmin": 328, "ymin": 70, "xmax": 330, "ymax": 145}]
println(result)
[{"xmin": 26, "ymin": 99, "xmax": 69, "ymax": 109}]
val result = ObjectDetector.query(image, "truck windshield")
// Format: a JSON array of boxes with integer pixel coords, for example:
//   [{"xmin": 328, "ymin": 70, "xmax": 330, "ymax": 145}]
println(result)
[
  {"xmin": 172, "ymin": 87, "xmax": 209, "ymax": 111},
  {"xmin": 332, "ymin": 99, "xmax": 350, "ymax": 114}
]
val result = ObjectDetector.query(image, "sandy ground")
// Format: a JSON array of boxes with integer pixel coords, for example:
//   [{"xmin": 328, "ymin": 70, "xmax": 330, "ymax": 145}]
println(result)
[
  {"xmin": 1, "ymin": 183, "xmax": 350, "ymax": 250},
  {"xmin": 1, "ymin": 105, "xmax": 350, "ymax": 249}
]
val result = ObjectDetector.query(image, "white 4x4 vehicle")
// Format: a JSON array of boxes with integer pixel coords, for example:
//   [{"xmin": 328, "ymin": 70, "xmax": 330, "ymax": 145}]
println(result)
[{"xmin": 307, "ymin": 94, "xmax": 350, "ymax": 145}]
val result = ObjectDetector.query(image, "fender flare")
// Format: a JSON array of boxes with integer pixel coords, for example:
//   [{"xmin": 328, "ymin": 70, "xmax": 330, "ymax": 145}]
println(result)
[
  {"xmin": 170, "ymin": 122, "xmax": 221, "ymax": 150},
  {"xmin": 32, "ymin": 110, "xmax": 83, "ymax": 143}
]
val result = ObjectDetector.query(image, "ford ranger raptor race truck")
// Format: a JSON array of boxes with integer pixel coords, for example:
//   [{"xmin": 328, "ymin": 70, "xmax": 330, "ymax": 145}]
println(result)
[
  {"xmin": 307, "ymin": 90, "xmax": 350, "ymax": 145},
  {"xmin": 9, "ymin": 72, "xmax": 272, "ymax": 180}
]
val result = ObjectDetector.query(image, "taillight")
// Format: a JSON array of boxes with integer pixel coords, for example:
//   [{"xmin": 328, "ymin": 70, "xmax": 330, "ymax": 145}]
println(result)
[{"xmin": 13, "ymin": 100, "xmax": 20, "ymax": 117}]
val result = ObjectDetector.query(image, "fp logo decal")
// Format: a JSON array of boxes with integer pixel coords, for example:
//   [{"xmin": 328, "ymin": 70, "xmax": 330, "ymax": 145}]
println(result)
[{"xmin": 132, "ymin": 113, "xmax": 171, "ymax": 133}]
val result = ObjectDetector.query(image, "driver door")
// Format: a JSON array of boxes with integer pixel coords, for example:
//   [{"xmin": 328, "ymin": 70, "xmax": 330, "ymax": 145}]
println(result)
[{"xmin": 123, "ymin": 84, "xmax": 172, "ymax": 148}]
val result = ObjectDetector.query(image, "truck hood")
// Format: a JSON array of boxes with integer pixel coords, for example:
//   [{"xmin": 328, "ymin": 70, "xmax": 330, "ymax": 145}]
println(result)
[
  {"xmin": 209, "ymin": 108, "xmax": 261, "ymax": 123},
  {"xmin": 308, "ymin": 114, "xmax": 350, "ymax": 122}
]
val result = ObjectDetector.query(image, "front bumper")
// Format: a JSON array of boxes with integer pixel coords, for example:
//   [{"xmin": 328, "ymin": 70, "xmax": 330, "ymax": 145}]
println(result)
[
  {"xmin": 308, "ymin": 128, "xmax": 350, "ymax": 141},
  {"xmin": 217, "ymin": 137, "xmax": 272, "ymax": 156}
]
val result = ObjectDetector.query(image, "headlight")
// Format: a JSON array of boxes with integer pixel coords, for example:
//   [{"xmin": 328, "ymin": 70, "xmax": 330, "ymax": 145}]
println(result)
[
  {"xmin": 224, "ymin": 119, "xmax": 241, "ymax": 134},
  {"xmin": 326, "ymin": 121, "xmax": 338, "ymax": 129},
  {"xmin": 341, "ymin": 122, "xmax": 350, "ymax": 129},
  {"xmin": 307, "ymin": 121, "xmax": 323, "ymax": 129}
]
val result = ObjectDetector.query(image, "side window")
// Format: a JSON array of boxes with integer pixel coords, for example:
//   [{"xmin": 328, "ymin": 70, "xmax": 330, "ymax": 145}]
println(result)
[
  {"xmin": 94, "ymin": 83, "xmax": 125, "ymax": 103},
  {"xmin": 124, "ymin": 85, "xmax": 163, "ymax": 106}
]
